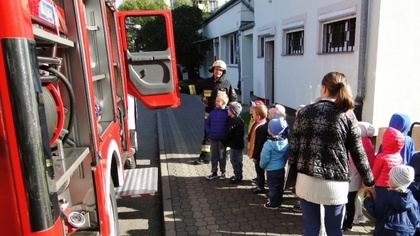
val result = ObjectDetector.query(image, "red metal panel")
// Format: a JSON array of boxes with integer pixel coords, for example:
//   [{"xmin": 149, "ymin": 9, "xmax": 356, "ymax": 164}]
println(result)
[
  {"xmin": 116, "ymin": 10, "xmax": 180, "ymax": 109},
  {"xmin": 96, "ymin": 121, "xmax": 123, "ymax": 235},
  {"xmin": 29, "ymin": 0, "xmax": 67, "ymax": 35},
  {"xmin": 0, "ymin": 0, "xmax": 33, "ymax": 39},
  {"xmin": 0, "ymin": 1, "xmax": 39, "ymax": 235}
]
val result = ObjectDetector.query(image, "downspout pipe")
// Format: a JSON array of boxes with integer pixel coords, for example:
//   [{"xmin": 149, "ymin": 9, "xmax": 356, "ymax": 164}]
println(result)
[
  {"xmin": 354, "ymin": 0, "xmax": 369, "ymax": 121},
  {"xmin": 241, "ymin": 0, "xmax": 254, "ymax": 12}
]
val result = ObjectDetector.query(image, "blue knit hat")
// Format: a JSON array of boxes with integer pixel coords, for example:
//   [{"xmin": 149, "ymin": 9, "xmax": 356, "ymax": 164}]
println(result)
[{"xmin": 268, "ymin": 118, "xmax": 288, "ymax": 136}]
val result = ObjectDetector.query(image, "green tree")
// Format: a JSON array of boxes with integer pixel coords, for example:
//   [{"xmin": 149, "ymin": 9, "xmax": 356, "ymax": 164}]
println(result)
[
  {"xmin": 173, "ymin": 0, "xmax": 193, "ymax": 8},
  {"xmin": 118, "ymin": 0, "xmax": 168, "ymax": 52},
  {"xmin": 172, "ymin": 5, "xmax": 212, "ymax": 82},
  {"xmin": 118, "ymin": 0, "xmax": 168, "ymax": 11}
]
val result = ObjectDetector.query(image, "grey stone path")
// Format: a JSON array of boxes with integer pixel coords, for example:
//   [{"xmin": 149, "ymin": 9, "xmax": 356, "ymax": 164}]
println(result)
[{"xmin": 158, "ymin": 93, "xmax": 375, "ymax": 236}]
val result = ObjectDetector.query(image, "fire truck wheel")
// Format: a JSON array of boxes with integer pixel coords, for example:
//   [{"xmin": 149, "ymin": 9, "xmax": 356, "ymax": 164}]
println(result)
[{"xmin": 109, "ymin": 180, "xmax": 119, "ymax": 235}]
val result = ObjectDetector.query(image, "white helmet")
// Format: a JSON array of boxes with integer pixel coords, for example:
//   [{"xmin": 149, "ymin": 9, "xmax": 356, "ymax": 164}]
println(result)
[{"xmin": 212, "ymin": 60, "xmax": 227, "ymax": 71}]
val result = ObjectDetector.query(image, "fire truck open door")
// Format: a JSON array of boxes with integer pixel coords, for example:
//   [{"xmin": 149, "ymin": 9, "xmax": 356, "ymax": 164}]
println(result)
[{"xmin": 117, "ymin": 10, "xmax": 180, "ymax": 109}]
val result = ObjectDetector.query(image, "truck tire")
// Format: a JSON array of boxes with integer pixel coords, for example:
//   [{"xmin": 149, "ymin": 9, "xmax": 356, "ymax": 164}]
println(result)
[{"xmin": 109, "ymin": 180, "xmax": 119, "ymax": 235}]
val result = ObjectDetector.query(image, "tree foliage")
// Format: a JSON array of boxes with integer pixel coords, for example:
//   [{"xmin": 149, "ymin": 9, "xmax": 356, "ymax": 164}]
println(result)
[
  {"xmin": 172, "ymin": 5, "xmax": 212, "ymax": 81},
  {"xmin": 173, "ymin": 0, "xmax": 193, "ymax": 8},
  {"xmin": 118, "ymin": 0, "xmax": 212, "ymax": 81},
  {"xmin": 118, "ymin": 0, "xmax": 168, "ymax": 11},
  {"xmin": 118, "ymin": 0, "xmax": 169, "ymax": 51}
]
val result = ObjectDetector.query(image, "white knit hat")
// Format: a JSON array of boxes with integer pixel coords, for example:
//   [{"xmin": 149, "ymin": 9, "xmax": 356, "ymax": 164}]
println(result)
[{"xmin": 389, "ymin": 165, "xmax": 414, "ymax": 191}]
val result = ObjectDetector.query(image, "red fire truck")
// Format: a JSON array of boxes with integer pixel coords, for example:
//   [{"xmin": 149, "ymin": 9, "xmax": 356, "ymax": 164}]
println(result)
[{"xmin": 0, "ymin": 0, "xmax": 179, "ymax": 235}]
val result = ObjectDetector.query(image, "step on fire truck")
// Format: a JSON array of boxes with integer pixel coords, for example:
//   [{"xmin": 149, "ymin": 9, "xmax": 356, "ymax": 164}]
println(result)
[{"xmin": 0, "ymin": 0, "xmax": 180, "ymax": 235}]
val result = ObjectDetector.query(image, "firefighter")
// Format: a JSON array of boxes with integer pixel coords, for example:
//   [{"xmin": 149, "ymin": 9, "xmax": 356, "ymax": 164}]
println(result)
[{"xmin": 180, "ymin": 60, "xmax": 237, "ymax": 164}]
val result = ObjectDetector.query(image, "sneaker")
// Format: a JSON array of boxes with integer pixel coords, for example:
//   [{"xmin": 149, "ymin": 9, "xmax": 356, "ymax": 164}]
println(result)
[
  {"xmin": 251, "ymin": 177, "xmax": 258, "ymax": 184},
  {"xmin": 263, "ymin": 202, "xmax": 279, "ymax": 210},
  {"xmin": 357, "ymin": 216, "xmax": 366, "ymax": 224},
  {"xmin": 206, "ymin": 173, "xmax": 219, "ymax": 180},
  {"xmin": 229, "ymin": 176, "xmax": 242, "ymax": 184},
  {"xmin": 251, "ymin": 187, "xmax": 266, "ymax": 194},
  {"xmin": 219, "ymin": 172, "xmax": 226, "ymax": 180},
  {"xmin": 194, "ymin": 158, "xmax": 209, "ymax": 165},
  {"xmin": 342, "ymin": 226, "xmax": 353, "ymax": 232},
  {"xmin": 293, "ymin": 201, "xmax": 301, "ymax": 211}
]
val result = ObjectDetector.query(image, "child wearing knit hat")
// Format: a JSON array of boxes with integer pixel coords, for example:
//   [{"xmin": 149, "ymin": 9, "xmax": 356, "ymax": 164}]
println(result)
[
  {"xmin": 259, "ymin": 118, "xmax": 289, "ymax": 209},
  {"xmin": 364, "ymin": 165, "xmax": 419, "ymax": 236},
  {"xmin": 408, "ymin": 152, "xmax": 420, "ymax": 235},
  {"xmin": 268, "ymin": 104, "xmax": 286, "ymax": 120},
  {"xmin": 225, "ymin": 102, "xmax": 245, "ymax": 183}
]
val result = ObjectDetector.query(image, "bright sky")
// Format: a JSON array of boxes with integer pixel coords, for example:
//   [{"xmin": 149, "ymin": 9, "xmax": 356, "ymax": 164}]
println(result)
[{"xmin": 116, "ymin": 0, "xmax": 122, "ymax": 7}]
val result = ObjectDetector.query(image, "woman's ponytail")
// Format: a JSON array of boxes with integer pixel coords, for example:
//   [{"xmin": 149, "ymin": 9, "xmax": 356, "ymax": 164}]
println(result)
[{"xmin": 322, "ymin": 72, "xmax": 355, "ymax": 112}]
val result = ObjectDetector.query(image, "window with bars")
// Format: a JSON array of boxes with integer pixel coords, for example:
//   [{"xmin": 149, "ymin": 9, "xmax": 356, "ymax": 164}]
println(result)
[
  {"xmin": 228, "ymin": 34, "xmax": 237, "ymax": 65},
  {"xmin": 323, "ymin": 18, "xmax": 356, "ymax": 53},
  {"xmin": 286, "ymin": 30, "xmax": 304, "ymax": 55}
]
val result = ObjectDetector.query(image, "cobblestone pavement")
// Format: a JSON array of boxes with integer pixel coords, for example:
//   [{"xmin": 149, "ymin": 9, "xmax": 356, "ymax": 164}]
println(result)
[{"xmin": 158, "ymin": 93, "xmax": 375, "ymax": 236}]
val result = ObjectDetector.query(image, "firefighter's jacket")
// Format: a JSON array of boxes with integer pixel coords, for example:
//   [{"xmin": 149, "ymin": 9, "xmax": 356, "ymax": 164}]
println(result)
[{"xmin": 180, "ymin": 75, "xmax": 237, "ymax": 114}]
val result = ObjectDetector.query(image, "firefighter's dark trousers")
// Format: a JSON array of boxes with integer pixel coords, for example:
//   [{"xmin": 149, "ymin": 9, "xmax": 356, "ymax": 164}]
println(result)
[{"xmin": 199, "ymin": 125, "xmax": 211, "ymax": 162}]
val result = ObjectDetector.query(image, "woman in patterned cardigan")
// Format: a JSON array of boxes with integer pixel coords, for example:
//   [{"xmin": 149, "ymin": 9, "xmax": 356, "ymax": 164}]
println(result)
[{"xmin": 288, "ymin": 72, "xmax": 375, "ymax": 236}]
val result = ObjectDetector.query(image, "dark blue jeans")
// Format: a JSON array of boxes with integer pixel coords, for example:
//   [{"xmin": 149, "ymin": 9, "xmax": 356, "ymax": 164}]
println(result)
[
  {"xmin": 267, "ymin": 168, "xmax": 285, "ymax": 207},
  {"xmin": 300, "ymin": 198, "xmax": 345, "ymax": 236},
  {"xmin": 229, "ymin": 149, "xmax": 243, "ymax": 179}
]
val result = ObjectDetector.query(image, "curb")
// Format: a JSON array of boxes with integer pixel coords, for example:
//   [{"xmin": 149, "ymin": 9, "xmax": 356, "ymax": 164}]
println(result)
[{"xmin": 157, "ymin": 111, "xmax": 176, "ymax": 236}]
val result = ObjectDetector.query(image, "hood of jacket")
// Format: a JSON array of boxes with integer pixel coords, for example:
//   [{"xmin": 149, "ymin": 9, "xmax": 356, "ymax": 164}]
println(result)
[
  {"xmin": 266, "ymin": 137, "xmax": 289, "ymax": 152},
  {"xmin": 389, "ymin": 113, "xmax": 411, "ymax": 135},
  {"xmin": 382, "ymin": 127, "xmax": 406, "ymax": 154},
  {"xmin": 389, "ymin": 189, "xmax": 417, "ymax": 212}
]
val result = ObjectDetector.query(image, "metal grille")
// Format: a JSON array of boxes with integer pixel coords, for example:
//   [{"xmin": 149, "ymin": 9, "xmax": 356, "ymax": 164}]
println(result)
[
  {"xmin": 323, "ymin": 18, "xmax": 356, "ymax": 53},
  {"xmin": 286, "ymin": 30, "xmax": 304, "ymax": 55}
]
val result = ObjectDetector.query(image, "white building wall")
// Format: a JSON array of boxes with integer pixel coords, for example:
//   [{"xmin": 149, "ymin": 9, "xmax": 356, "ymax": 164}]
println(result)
[
  {"xmin": 252, "ymin": 0, "xmax": 420, "ymax": 128},
  {"xmin": 201, "ymin": 0, "xmax": 420, "ymax": 129},
  {"xmin": 201, "ymin": 2, "xmax": 243, "ymax": 88},
  {"xmin": 253, "ymin": 0, "xmax": 361, "ymax": 107},
  {"xmin": 365, "ymin": 0, "xmax": 420, "ymax": 127}
]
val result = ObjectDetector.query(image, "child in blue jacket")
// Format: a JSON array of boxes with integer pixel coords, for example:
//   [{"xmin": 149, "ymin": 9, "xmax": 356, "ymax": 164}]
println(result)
[
  {"xmin": 259, "ymin": 118, "xmax": 289, "ymax": 209},
  {"xmin": 364, "ymin": 165, "xmax": 419, "ymax": 236},
  {"xmin": 205, "ymin": 92, "xmax": 230, "ymax": 180}
]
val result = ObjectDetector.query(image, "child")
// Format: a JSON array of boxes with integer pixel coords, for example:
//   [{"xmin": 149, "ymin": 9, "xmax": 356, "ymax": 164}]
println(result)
[
  {"xmin": 247, "ymin": 100, "xmax": 265, "ymax": 183},
  {"xmin": 225, "ymin": 102, "xmax": 245, "ymax": 184},
  {"xmin": 260, "ymin": 118, "xmax": 289, "ymax": 209},
  {"xmin": 378, "ymin": 113, "xmax": 415, "ymax": 165},
  {"xmin": 247, "ymin": 100, "xmax": 265, "ymax": 135},
  {"xmin": 353, "ymin": 121, "xmax": 376, "ymax": 225},
  {"xmin": 364, "ymin": 165, "xmax": 419, "ymax": 236},
  {"xmin": 205, "ymin": 92, "xmax": 230, "ymax": 180},
  {"xmin": 343, "ymin": 121, "xmax": 376, "ymax": 230},
  {"xmin": 247, "ymin": 103, "xmax": 268, "ymax": 193},
  {"xmin": 409, "ymin": 152, "xmax": 420, "ymax": 235},
  {"xmin": 372, "ymin": 127, "xmax": 405, "ymax": 197},
  {"xmin": 267, "ymin": 103, "xmax": 286, "ymax": 120}
]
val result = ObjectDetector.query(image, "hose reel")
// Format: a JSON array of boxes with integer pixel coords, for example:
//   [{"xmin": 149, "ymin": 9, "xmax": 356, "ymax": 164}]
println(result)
[{"xmin": 42, "ymin": 82, "xmax": 65, "ymax": 146}]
